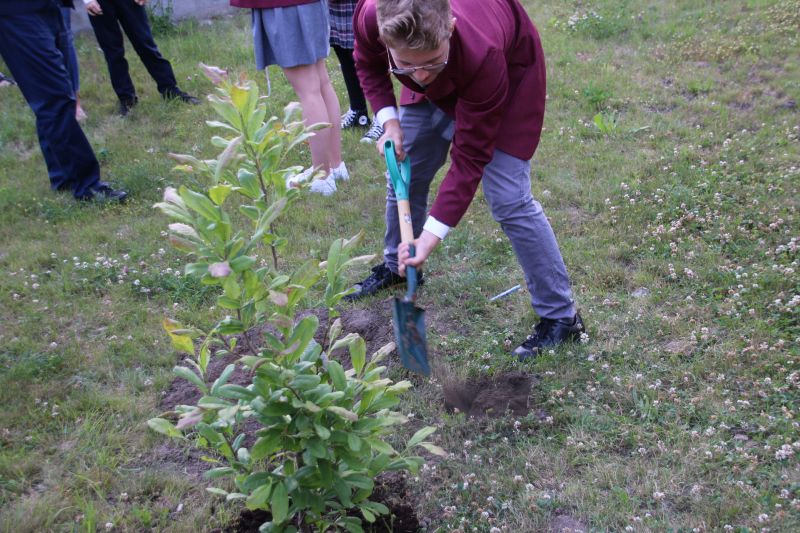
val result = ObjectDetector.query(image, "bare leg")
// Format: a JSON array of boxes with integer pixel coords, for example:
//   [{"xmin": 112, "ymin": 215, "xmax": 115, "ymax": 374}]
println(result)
[
  {"xmin": 283, "ymin": 59, "xmax": 341, "ymax": 173},
  {"xmin": 316, "ymin": 60, "xmax": 341, "ymax": 167}
]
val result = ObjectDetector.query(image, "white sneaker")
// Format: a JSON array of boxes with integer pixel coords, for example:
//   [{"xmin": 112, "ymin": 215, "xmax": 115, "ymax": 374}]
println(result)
[
  {"xmin": 360, "ymin": 118, "xmax": 384, "ymax": 144},
  {"xmin": 309, "ymin": 175, "xmax": 337, "ymax": 196},
  {"xmin": 331, "ymin": 161, "xmax": 349, "ymax": 181}
]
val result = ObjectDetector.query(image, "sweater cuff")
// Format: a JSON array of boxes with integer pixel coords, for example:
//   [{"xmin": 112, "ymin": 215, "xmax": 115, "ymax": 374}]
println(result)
[
  {"xmin": 375, "ymin": 106, "xmax": 399, "ymax": 128},
  {"xmin": 423, "ymin": 216, "xmax": 451, "ymax": 240}
]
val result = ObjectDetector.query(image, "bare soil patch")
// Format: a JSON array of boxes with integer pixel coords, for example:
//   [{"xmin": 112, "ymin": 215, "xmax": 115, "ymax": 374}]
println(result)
[
  {"xmin": 550, "ymin": 513, "xmax": 588, "ymax": 532},
  {"xmin": 442, "ymin": 371, "xmax": 538, "ymax": 417}
]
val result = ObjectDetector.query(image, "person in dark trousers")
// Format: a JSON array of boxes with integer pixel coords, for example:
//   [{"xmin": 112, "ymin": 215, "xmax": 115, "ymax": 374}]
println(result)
[
  {"xmin": 349, "ymin": 0, "xmax": 585, "ymax": 360},
  {"xmin": 0, "ymin": 0, "xmax": 127, "ymax": 202},
  {"xmin": 83, "ymin": 0, "xmax": 199, "ymax": 116},
  {"xmin": 329, "ymin": 0, "xmax": 383, "ymax": 143}
]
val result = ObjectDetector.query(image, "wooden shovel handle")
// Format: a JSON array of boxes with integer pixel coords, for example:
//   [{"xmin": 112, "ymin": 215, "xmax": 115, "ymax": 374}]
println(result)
[{"xmin": 397, "ymin": 198, "xmax": 414, "ymax": 244}]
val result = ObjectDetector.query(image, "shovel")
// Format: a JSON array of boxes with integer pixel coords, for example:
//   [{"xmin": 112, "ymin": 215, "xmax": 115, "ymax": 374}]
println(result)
[{"xmin": 385, "ymin": 140, "xmax": 431, "ymax": 376}]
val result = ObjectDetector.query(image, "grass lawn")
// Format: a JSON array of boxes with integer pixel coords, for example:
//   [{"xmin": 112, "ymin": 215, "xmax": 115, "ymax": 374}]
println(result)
[{"xmin": 1, "ymin": 1, "xmax": 798, "ymax": 531}]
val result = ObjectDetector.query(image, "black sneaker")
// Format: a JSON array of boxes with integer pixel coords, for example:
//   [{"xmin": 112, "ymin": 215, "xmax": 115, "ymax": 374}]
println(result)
[
  {"xmin": 78, "ymin": 183, "xmax": 128, "ymax": 204},
  {"xmin": 342, "ymin": 262, "xmax": 423, "ymax": 302},
  {"xmin": 119, "ymin": 96, "xmax": 138, "ymax": 116},
  {"xmin": 512, "ymin": 312, "xmax": 585, "ymax": 361},
  {"xmin": 360, "ymin": 118, "xmax": 384, "ymax": 144},
  {"xmin": 163, "ymin": 88, "xmax": 200, "ymax": 105},
  {"xmin": 341, "ymin": 108, "xmax": 369, "ymax": 129}
]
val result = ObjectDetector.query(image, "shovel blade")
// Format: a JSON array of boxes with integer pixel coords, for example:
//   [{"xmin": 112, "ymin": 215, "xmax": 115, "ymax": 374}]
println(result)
[{"xmin": 391, "ymin": 298, "xmax": 430, "ymax": 376}]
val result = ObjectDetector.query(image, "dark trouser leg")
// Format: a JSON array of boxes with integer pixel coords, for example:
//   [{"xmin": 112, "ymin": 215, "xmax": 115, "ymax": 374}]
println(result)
[
  {"xmin": 0, "ymin": 8, "xmax": 100, "ymax": 198},
  {"xmin": 112, "ymin": 0, "xmax": 177, "ymax": 94},
  {"xmin": 383, "ymin": 102, "xmax": 451, "ymax": 273},
  {"xmin": 60, "ymin": 7, "xmax": 80, "ymax": 93},
  {"xmin": 481, "ymin": 150, "xmax": 575, "ymax": 321},
  {"xmin": 89, "ymin": 0, "xmax": 136, "ymax": 101},
  {"xmin": 332, "ymin": 44, "xmax": 367, "ymax": 113}
]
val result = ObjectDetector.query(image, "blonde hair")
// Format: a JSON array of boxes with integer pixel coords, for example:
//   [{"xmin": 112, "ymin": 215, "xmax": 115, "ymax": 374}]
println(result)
[{"xmin": 377, "ymin": 0, "xmax": 452, "ymax": 50}]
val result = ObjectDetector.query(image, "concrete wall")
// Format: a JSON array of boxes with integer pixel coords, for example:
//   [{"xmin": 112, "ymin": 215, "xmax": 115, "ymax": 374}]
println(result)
[{"xmin": 71, "ymin": 0, "xmax": 237, "ymax": 33}]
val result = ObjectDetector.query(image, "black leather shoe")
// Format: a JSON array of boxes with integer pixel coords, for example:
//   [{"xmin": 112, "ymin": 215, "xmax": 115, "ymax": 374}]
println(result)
[
  {"xmin": 119, "ymin": 96, "xmax": 138, "ymax": 117},
  {"xmin": 342, "ymin": 263, "xmax": 423, "ymax": 302},
  {"xmin": 163, "ymin": 88, "xmax": 200, "ymax": 105},
  {"xmin": 79, "ymin": 183, "xmax": 128, "ymax": 204},
  {"xmin": 513, "ymin": 312, "xmax": 585, "ymax": 361}
]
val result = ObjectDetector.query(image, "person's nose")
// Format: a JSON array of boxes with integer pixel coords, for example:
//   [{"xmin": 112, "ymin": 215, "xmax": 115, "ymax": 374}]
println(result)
[{"xmin": 412, "ymin": 69, "xmax": 431, "ymax": 85}]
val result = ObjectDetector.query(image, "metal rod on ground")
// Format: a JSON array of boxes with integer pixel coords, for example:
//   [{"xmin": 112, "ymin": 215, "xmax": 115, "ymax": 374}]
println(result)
[{"xmin": 489, "ymin": 284, "xmax": 521, "ymax": 301}]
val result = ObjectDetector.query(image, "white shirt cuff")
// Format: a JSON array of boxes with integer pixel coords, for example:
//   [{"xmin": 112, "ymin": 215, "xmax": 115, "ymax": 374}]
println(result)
[
  {"xmin": 83, "ymin": 0, "xmax": 93, "ymax": 4},
  {"xmin": 423, "ymin": 216, "xmax": 451, "ymax": 240},
  {"xmin": 375, "ymin": 106, "xmax": 399, "ymax": 128}
]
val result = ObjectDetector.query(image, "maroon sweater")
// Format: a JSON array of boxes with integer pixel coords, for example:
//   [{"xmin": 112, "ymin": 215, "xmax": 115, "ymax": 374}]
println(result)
[
  {"xmin": 230, "ymin": 0, "xmax": 316, "ymax": 8},
  {"xmin": 353, "ymin": 0, "xmax": 547, "ymax": 228}
]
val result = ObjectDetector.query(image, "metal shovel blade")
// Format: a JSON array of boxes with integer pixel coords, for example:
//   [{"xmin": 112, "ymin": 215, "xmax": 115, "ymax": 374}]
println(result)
[{"xmin": 392, "ymin": 296, "xmax": 430, "ymax": 376}]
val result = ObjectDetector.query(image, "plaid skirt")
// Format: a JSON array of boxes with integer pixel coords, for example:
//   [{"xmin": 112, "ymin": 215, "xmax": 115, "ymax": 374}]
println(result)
[
  {"xmin": 252, "ymin": 1, "xmax": 330, "ymax": 69},
  {"xmin": 328, "ymin": 0, "xmax": 356, "ymax": 49}
]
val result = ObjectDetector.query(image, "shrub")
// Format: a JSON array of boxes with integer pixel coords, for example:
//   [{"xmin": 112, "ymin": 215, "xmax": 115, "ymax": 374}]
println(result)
[{"xmin": 147, "ymin": 66, "xmax": 443, "ymax": 532}]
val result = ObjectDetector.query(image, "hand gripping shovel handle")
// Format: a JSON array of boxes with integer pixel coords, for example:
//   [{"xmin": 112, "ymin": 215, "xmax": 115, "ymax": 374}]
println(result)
[{"xmin": 384, "ymin": 139, "xmax": 418, "ymax": 301}]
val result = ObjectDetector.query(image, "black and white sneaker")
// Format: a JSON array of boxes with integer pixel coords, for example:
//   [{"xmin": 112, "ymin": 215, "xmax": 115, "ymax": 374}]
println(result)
[
  {"xmin": 341, "ymin": 108, "xmax": 369, "ymax": 129},
  {"xmin": 512, "ymin": 313, "xmax": 586, "ymax": 361},
  {"xmin": 360, "ymin": 118, "xmax": 384, "ymax": 144},
  {"xmin": 342, "ymin": 262, "xmax": 424, "ymax": 302}
]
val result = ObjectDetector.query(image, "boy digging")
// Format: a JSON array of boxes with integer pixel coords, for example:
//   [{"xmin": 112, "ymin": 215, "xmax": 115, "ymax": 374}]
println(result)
[{"xmin": 347, "ymin": 0, "xmax": 585, "ymax": 360}]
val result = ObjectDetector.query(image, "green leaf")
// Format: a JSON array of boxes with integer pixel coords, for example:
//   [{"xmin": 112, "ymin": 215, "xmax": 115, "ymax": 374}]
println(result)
[
  {"xmin": 361, "ymin": 501, "xmax": 390, "ymax": 516},
  {"xmin": 237, "ymin": 168, "xmax": 262, "ymax": 199},
  {"xmin": 314, "ymin": 423, "xmax": 331, "ymax": 440},
  {"xmin": 210, "ymin": 364, "xmax": 235, "ymax": 395},
  {"xmin": 217, "ymin": 317, "xmax": 245, "ymax": 335},
  {"xmin": 349, "ymin": 337, "xmax": 366, "ymax": 376},
  {"xmin": 198, "ymin": 344, "xmax": 210, "ymax": 374},
  {"xmin": 271, "ymin": 481, "xmax": 289, "ymax": 524},
  {"xmin": 214, "ymin": 135, "xmax": 242, "ymax": 180},
  {"xmin": 230, "ymin": 255, "xmax": 256, "ymax": 272},
  {"xmin": 239, "ymin": 204, "xmax": 260, "ymax": 221},
  {"xmin": 347, "ymin": 433, "xmax": 362, "ymax": 452},
  {"xmin": 251, "ymin": 433, "xmax": 281, "ymax": 461},
  {"xmin": 341, "ymin": 517, "xmax": 364, "ymax": 533},
  {"xmin": 147, "ymin": 418, "xmax": 182, "ymax": 438},
  {"xmin": 306, "ymin": 438, "xmax": 327, "ymax": 458},
  {"xmin": 326, "ymin": 360, "xmax": 346, "ymax": 391},
  {"xmin": 333, "ymin": 479, "xmax": 353, "ymax": 507},
  {"xmin": 419, "ymin": 442, "xmax": 447, "ymax": 456},
  {"xmin": 360, "ymin": 507, "xmax": 375, "ymax": 523},
  {"xmin": 327, "ymin": 406, "xmax": 358, "ymax": 422},
  {"xmin": 209, "ymin": 184, "xmax": 233, "ymax": 205},
  {"xmin": 206, "ymin": 487, "xmax": 229, "ymax": 497},
  {"xmin": 179, "ymin": 186, "xmax": 221, "ymax": 222},
  {"xmin": 204, "ymin": 467, "xmax": 236, "ymax": 479},
  {"xmin": 407, "ymin": 426, "xmax": 437, "ymax": 448},
  {"xmin": 246, "ymin": 482, "xmax": 273, "ymax": 510},
  {"xmin": 173, "ymin": 365, "xmax": 208, "ymax": 392},
  {"xmin": 365, "ymin": 437, "xmax": 396, "ymax": 455}
]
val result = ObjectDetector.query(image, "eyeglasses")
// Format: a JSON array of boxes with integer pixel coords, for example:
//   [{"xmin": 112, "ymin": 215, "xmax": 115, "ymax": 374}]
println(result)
[{"xmin": 386, "ymin": 47, "xmax": 448, "ymax": 76}]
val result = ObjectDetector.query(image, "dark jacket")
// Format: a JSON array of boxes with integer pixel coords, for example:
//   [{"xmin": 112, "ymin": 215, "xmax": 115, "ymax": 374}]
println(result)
[
  {"xmin": 0, "ymin": 1, "xmax": 72, "ymax": 16},
  {"xmin": 354, "ymin": 0, "xmax": 547, "ymax": 227}
]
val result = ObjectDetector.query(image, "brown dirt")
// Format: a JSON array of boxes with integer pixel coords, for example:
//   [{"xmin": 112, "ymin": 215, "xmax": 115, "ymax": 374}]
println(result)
[
  {"xmin": 550, "ymin": 513, "xmax": 588, "ymax": 532},
  {"xmin": 442, "ymin": 371, "xmax": 538, "ymax": 417}
]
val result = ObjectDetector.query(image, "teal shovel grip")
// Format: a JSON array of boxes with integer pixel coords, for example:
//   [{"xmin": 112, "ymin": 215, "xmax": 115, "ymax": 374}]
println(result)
[{"xmin": 384, "ymin": 139, "xmax": 412, "ymax": 201}]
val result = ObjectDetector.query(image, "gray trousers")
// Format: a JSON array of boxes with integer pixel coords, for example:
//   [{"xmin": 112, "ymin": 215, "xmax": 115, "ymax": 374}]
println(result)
[{"xmin": 383, "ymin": 101, "xmax": 576, "ymax": 321}]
